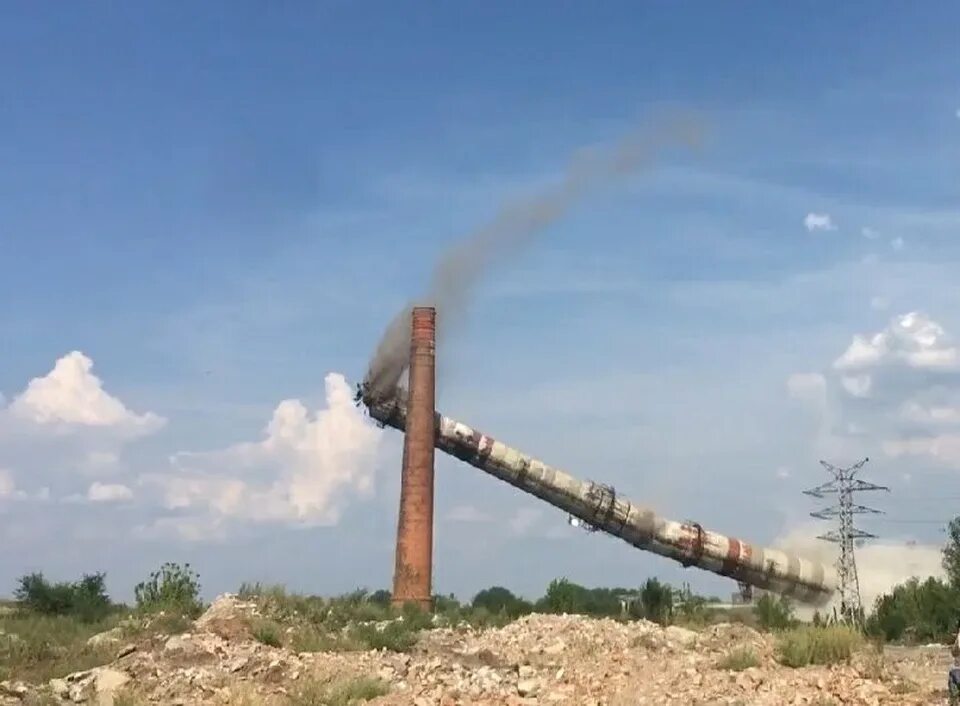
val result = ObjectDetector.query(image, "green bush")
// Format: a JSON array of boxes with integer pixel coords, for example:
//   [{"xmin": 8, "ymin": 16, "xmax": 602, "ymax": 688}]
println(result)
[
  {"xmin": 251, "ymin": 619, "xmax": 283, "ymax": 647},
  {"xmin": 755, "ymin": 593, "xmax": 795, "ymax": 630},
  {"xmin": 865, "ymin": 576, "xmax": 960, "ymax": 644},
  {"xmin": 471, "ymin": 586, "xmax": 533, "ymax": 618},
  {"xmin": 775, "ymin": 625, "xmax": 863, "ymax": 667},
  {"xmin": 134, "ymin": 562, "xmax": 203, "ymax": 617},
  {"xmin": 640, "ymin": 578, "xmax": 674, "ymax": 625},
  {"xmin": 13, "ymin": 572, "xmax": 112, "ymax": 623}
]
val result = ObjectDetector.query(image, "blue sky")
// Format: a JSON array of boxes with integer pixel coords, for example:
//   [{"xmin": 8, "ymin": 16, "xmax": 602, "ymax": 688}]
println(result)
[{"xmin": 1, "ymin": 2, "xmax": 959, "ymax": 609}]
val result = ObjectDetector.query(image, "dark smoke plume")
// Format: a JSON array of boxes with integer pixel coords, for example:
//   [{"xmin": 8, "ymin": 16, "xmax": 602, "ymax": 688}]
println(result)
[{"xmin": 363, "ymin": 115, "xmax": 703, "ymax": 399}]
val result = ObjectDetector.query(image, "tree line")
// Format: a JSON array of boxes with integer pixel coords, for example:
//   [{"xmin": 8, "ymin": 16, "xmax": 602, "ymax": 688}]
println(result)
[{"xmin": 10, "ymin": 515, "xmax": 960, "ymax": 644}]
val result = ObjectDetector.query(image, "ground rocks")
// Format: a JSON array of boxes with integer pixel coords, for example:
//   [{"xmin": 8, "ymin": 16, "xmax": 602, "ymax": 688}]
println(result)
[{"xmin": 4, "ymin": 601, "xmax": 955, "ymax": 706}]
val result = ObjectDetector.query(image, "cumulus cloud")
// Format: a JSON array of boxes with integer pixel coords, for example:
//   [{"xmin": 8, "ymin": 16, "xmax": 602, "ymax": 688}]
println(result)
[
  {"xmin": 861, "ymin": 227, "xmax": 880, "ymax": 240},
  {"xmin": 804, "ymin": 213, "xmax": 836, "ymax": 232},
  {"xmin": 87, "ymin": 481, "xmax": 133, "ymax": 503},
  {"xmin": 141, "ymin": 372, "xmax": 382, "ymax": 538},
  {"xmin": 832, "ymin": 312, "xmax": 958, "ymax": 375},
  {"xmin": 774, "ymin": 521, "xmax": 945, "ymax": 613},
  {"xmin": 788, "ymin": 311, "xmax": 960, "ymax": 467},
  {"xmin": 890, "ymin": 236, "xmax": 905, "ymax": 251},
  {"xmin": 0, "ymin": 351, "xmax": 165, "ymax": 505},
  {"xmin": 7, "ymin": 351, "xmax": 164, "ymax": 435}
]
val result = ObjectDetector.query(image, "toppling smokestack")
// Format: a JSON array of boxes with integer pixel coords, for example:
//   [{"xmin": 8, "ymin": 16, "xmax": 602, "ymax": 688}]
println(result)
[
  {"xmin": 391, "ymin": 307, "xmax": 437, "ymax": 608},
  {"xmin": 363, "ymin": 387, "xmax": 838, "ymax": 606}
]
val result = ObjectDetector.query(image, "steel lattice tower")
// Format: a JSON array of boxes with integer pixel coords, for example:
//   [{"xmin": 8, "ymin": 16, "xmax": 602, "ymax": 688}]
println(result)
[{"xmin": 803, "ymin": 457, "xmax": 889, "ymax": 624}]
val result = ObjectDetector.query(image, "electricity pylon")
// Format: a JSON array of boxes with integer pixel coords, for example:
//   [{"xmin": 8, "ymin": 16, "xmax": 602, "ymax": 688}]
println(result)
[{"xmin": 803, "ymin": 457, "xmax": 889, "ymax": 625}]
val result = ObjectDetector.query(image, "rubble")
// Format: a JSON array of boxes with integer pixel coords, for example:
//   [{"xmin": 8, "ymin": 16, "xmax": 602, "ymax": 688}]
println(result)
[{"xmin": 1, "ymin": 600, "xmax": 953, "ymax": 705}]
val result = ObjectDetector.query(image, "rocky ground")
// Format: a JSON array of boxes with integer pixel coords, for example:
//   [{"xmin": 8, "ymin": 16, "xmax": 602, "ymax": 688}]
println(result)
[{"xmin": 1, "ymin": 595, "xmax": 954, "ymax": 706}]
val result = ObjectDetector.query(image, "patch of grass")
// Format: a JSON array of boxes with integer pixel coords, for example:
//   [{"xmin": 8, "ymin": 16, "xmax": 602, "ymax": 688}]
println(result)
[
  {"xmin": 717, "ymin": 647, "xmax": 760, "ymax": 671},
  {"xmin": 147, "ymin": 613, "xmax": 193, "ymax": 635},
  {"xmin": 251, "ymin": 619, "xmax": 284, "ymax": 648},
  {"xmin": 0, "ymin": 612, "xmax": 121, "ymax": 683},
  {"xmin": 775, "ymin": 625, "xmax": 864, "ymax": 668},
  {"xmin": 348, "ymin": 621, "xmax": 419, "ymax": 652},
  {"xmin": 290, "ymin": 628, "xmax": 363, "ymax": 653},
  {"xmin": 289, "ymin": 677, "xmax": 389, "ymax": 706}
]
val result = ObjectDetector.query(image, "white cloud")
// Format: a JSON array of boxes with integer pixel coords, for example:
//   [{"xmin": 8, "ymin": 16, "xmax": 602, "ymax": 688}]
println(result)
[
  {"xmin": 0, "ymin": 351, "xmax": 166, "ymax": 506},
  {"xmin": 776, "ymin": 466, "xmax": 791, "ymax": 479},
  {"xmin": 789, "ymin": 311, "xmax": 960, "ymax": 468},
  {"xmin": 890, "ymin": 236, "xmax": 905, "ymax": 251},
  {"xmin": 774, "ymin": 522, "xmax": 945, "ymax": 614},
  {"xmin": 804, "ymin": 212, "xmax": 836, "ymax": 232},
  {"xmin": 833, "ymin": 312, "xmax": 958, "ymax": 374},
  {"xmin": 861, "ymin": 227, "xmax": 880, "ymax": 240},
  {"xmin": 143, "ymin": 372, "xmax": 382, "ymax": 536},
  {"xmin": 7, "ymin": 351, "xmax": 165, "ymax": 435},
  {"xmin": 870, "ymin": 296, "xmax": 889, "ymax": 311},
  {"xmin": 86, "ymin": 481, "xmax": 133, "ymax": 503},
  {"xmin": 445, "ymin": 505, "xmax": 494, "ymax": 523}
]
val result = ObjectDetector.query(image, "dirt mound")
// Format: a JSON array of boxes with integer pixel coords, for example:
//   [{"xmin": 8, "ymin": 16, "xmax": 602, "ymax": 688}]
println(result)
[{"xmin": 1, "ymin": 605, "xmax": 951, "ymax": 705}]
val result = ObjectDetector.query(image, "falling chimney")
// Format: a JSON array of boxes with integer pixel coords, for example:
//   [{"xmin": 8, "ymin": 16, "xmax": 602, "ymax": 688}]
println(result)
[{"xmin": 391, "ymin": 306, "xmax": 436, "ymax": 609}]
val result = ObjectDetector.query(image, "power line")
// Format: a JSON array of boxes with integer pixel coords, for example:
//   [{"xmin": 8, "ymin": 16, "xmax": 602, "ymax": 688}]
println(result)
[{"xmin": 804, "ymin": 457, "xmax": 889, "ymax": 625}]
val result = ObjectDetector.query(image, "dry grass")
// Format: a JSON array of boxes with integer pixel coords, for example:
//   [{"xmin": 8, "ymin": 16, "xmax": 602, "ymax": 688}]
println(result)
[
  {"xmin": 775, "ymin": 625, "xmax": 864, "ymax": 668},
  {"xmin": 250, "ymin": 618, "xmax": 284, "ymax": 648},
  {"xmin": 0, "ymin": 612, "xmax": 121, "ymax": 683},
  {"xmin": 716, "ymin": 647, "xmax": 760, "ymax": 671},
  {"xmin": 288, "ymin": 676, "xmax": 389, "ymax": 706}
]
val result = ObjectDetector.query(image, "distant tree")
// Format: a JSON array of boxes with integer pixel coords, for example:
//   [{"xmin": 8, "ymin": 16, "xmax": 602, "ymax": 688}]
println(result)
[
  {"xmin": 755, "ymin": 593, "xmax": 794, "ymax": 630},
  {"xmin": 943, "ymin": 516, "xmax": 960, "ymax": 588},
  {"xmin": 538, "ymin": 578, "xmax": 592, "ymax": 615},
  {"xmin": 14, "ymin": 571, "xmax": 111, "ymax": 622},
  {"xmin": 640, "ymin": 578, "xmax": 673, "ymax": 625},
  {"xmin": 432, "ymin": 593, "xmax": 461, "ymax": 614},
  {"xmin": 867, "ymin": 576, "xmax": 960, "ymax": 643},
  {"xmin": 472, "ymin": 586, "xmax": 533, "ymax": 617},
  {"xmin": 369, "ymin": 589, "xmax": 392, "ymax": 606}
]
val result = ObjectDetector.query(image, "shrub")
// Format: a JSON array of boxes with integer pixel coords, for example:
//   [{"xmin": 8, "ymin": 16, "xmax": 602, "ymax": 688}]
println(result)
[
  {"xmin": 289, "ymin": 676, "xmax": 388, "ymax": 706},
  {"xmin": 348, "ymin": 621, "xmax": 419, "ymax": 652},
  {"xmin": 640, "ymin": 578, "xmax": 674, "ymax": 625},
  {"xmin": 251, "ymin": 619, "xmax": 283, "ymax": 647},
  {"xmin": 13, "ymin": 572, "xmax": 112, "ymax": 623},
  {"xmin": 755, "ymin": 593, "xmax": 795, "ymax": 630},
  {"xmin": 717, "ymin": 647, "xmax": 760, "ymax": 671},
  {"xmin": 471, "ymin": 586, "xmax": 532, "ymax": 618},
  {"xmin": 134, "ymin": 562, "xmax": 203, "ymax": 617},
  {"xmin": 866, "ymin": 576, "xmax": 960, "ymax": 643},
  {"xmin": 775, "ymin": 625, "xmax": 863, "ymax": 668}
]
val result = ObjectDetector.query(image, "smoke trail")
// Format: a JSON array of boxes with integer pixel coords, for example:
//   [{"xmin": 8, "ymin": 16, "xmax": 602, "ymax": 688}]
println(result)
[{"xmin": 363, "ymin": 115, "xmax": 703, "ymax": 399}]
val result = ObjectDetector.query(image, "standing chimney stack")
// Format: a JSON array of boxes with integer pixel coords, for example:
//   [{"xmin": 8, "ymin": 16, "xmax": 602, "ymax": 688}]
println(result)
[{"xmin": 391, "ymin": 306, "xmax": 436, "ymax": 609}]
